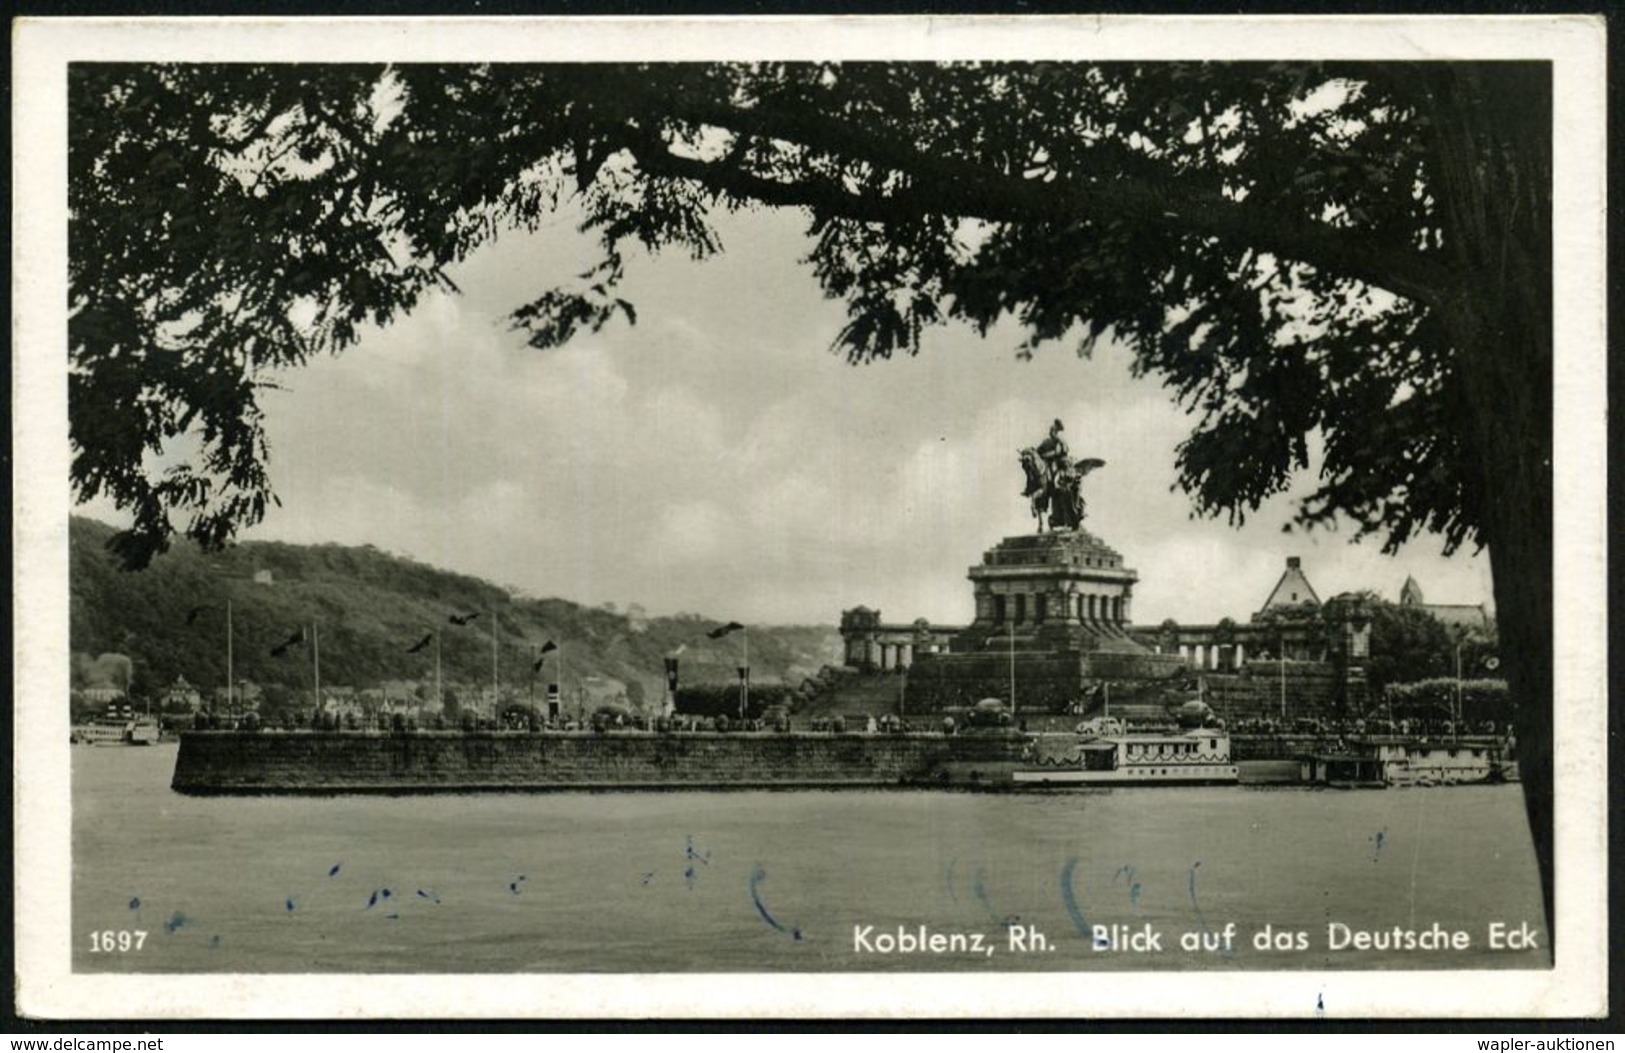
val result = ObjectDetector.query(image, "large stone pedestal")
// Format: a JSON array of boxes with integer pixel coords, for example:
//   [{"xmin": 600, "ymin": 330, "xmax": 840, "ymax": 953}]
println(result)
[
  {"xmin": 957, "ymin": 530, "xmax": 1139, "ymax": 651},
  {"xmin": 905, "ymin": 530, "xmax": 1187, "ymax": 714}
]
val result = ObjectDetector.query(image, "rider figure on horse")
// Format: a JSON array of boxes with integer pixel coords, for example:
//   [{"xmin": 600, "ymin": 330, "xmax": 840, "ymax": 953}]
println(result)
[
  {"xmin": 1036, "ymin": 419, "xmax": 1070, "ymax": 489},
  {"xmin": 1020, "ymin": 419, "xmax": 1104, "ymax": 532}
]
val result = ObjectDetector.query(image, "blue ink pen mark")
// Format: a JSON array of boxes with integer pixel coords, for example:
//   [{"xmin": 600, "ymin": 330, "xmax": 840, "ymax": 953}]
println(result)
[
  {"xmin": 416, "ymin": 889, "xmax": 441, "ymax": 904},
  {"xmin": 286, "ymin": 897, "xmax": 297, "ymax": 912},
  {"xmin": 945, "ymin": 857, "xmax": 959, "ymax": 904},
  {"xmin": 1316, "ymin": 991, "xmax": 1325, "ymax": 1017},
  {"xmin": 748, "ymin": 865, "xmax": 803, "ymax": 941},
  {"xmin": 1059, "ymin": 858, "xmax": 1088, "ymax": 936},
  {"xmin": 385, "ymin": 913, "xmax": 400, "ymax": 920},
  {"xmin": 509, "ymin": 875, "xmax": 526, "ymax": 895},
  {"xmin": 328, "ymin": 863, "xmax": 342, "ymax": 878},
  {"xmin": 381, "ymin": 888, "xmax": 392, "ymax": 900},
  {"xmin": 164, "ymin": 911, "xmax": 190, "ymax": 934},
  {"xmin": 640, "ymin": 872, "xmax": 655, "ymax": 887},
  {"xmin": 1185, "ymin": 861, "xmax": 1236, "ymax": 957},
  {"xmin": 1113, "ymin": 865, "xmax": 1141, "ymax": 909},
  {"xmin": 1370, "ymin": 829, "xmax": 1387, "ymax": 863},
  {"xmin": 972, "ymin": 866, "xmax": 1020, "ymax": 930},
  {"xmin": 683, "ymin": 837, "xmax": 711, "ymax": 890},
  {"xmin": 366, "ymin": 890, "xmax": 379, "ymax": 909},
  {"xmin": 128, "ymin": 897, "xmax": 141, "ymax": 911},
  {"xmin": 208, "ymin": 935, "xmax": 221, "ymax": 949}
]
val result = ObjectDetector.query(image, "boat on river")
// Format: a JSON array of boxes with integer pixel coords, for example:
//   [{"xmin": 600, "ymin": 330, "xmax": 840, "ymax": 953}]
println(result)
[
  {"xmin": 1299, "ymin": 734, "xmax": 1518, "ymax": 788},
  {"xmin": 72, "ymin": 703, "xmax": 160, "ymax": 746},
  {"xmin": 1011, "ymin": 719, "xmax": 1239, "ymax": 786}
]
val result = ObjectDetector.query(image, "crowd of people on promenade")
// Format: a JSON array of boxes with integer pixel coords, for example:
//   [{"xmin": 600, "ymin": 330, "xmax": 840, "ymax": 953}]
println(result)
[{"xmin": 187, "ymin": 702, "xmax": 1507, "ymax": 743}]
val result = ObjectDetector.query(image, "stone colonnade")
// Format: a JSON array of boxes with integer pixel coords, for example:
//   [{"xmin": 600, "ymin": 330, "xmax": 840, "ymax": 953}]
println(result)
[
  {"xmin": 1171, "ymin": 641, "xmax": 1249, "ymax": 671},
  {"xmin": 978, "ymin": 586, "xmax": 1132, "ymax": 627},
  {"xmin": 1148, "ymin": 617, "xmax": 1367, "ymax": 673},
  {"xmin": 839, "ymin": 608, "xmax": 960, "ymax": 673}
]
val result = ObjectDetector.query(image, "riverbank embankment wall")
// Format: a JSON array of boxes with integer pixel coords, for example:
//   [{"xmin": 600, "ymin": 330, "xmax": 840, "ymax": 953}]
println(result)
[{"xmin": 170, "ymin": 730, "xmax": 1030, "ymax": 794}]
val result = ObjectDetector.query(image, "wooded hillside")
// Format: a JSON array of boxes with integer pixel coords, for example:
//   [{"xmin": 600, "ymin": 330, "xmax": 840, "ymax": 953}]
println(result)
[{"xmin": 69, "ymin": 517, "xmax": 842, "ymax": 710}]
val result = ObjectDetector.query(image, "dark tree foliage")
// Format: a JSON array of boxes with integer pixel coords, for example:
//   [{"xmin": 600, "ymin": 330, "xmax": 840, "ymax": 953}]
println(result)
[
  {"xmin": 1320, "ymin": 590, "xmax": 1487, "ymax": 692},
  {"xmin": 68, "ymin": 61, "xmax": 1554, "ymax": 929}
]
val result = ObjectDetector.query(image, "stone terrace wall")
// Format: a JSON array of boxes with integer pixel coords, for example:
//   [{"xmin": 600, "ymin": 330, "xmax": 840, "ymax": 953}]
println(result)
[
  {"xmin": 170, "ymin": 730, "xmax": 1029, "ymax": 794},
  {"xmin": 904, "ymin": 651, "xmax": 1188, "ymax": 716},
  {"xmin": 1204, "ymin": 662, "xmax": 1350, "ymax": 726}
]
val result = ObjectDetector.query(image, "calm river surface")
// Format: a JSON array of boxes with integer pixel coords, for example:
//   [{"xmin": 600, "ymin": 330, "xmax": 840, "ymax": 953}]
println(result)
[{"xmin": 73, "ymin": 744, "xmax": 1548, "ymax": 973}]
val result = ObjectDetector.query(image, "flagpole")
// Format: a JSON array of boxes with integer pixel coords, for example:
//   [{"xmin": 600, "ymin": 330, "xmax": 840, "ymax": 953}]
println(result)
[
  {"xmin": 1009, "ymin": 618, "xmax": 1017, "ymax": 714},
  {"xmin": 435, "ymin": 633, "xmax": 442, "ymax": 717},
  {"xmin": 313, "ymin": 622, "xmax": 321, "ymax": 716},
  {"xmin": 491, "ymin": 605, "xmax": 499, "ymax": 719},
  {"xmin": 225, "ymin": 598, "xmax": 233, "ymax": 722},
  {"xmin": 742, "ymin": 627, "xmax": 750, "ymax": 719}
]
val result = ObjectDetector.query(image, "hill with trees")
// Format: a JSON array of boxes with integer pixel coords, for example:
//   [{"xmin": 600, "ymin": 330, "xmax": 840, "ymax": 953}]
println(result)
[{"xmin": 69, "ymin": 516, "xmax": 841, "ymax": 720}]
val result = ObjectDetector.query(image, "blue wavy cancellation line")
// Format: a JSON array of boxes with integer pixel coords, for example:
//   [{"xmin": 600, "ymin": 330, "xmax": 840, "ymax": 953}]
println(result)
[{"xmin": 748, "ymin": 864, "xmax": 803, "ymax": 941}]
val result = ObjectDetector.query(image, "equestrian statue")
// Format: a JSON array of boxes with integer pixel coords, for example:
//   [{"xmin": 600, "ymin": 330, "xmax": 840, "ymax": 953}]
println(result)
[{"xmin": 1019, "ymin": 419, "xmax": 1105, "ymax": 533}]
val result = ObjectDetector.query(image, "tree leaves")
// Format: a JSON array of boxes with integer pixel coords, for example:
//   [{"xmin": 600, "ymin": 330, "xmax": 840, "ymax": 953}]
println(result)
[{"xmin": 70, "ymin": 61, "xmax": 1540, "ymax": 571}]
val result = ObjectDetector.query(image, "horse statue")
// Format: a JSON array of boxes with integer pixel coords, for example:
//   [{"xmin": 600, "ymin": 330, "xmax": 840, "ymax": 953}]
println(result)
[
  {"xmin": 1018, "ymin": 443, "xmax": 1105, "ymax": 532},
  {"xmin": 1019, "ymin": 447, "xmax": 1050, "ymax": 530}
]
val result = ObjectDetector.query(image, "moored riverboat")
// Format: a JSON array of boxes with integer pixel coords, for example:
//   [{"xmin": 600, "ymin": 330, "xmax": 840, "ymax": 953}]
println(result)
[
  {"xmin": 72, "ymin": 704, "xmax": 161, "ymax": 746},
  {"xmin": 1011, "ymin": 723, "xmax": 1239, "ymax": 786},
  {"xmin": 1299, "ymin": 734, "xmax": 1518, "ymax": 788}
]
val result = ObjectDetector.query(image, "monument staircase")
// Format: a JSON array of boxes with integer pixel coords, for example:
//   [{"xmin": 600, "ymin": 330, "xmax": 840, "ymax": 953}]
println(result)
[{"xmin": 793, "ymin": 668, "xmax": 902, "ymax": 722}]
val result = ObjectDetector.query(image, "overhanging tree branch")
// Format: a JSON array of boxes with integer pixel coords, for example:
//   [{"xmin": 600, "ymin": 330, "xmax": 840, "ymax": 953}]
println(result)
[{"xmin": 648, "ymin": 95, "xmax": 1454, "ymax": 307}]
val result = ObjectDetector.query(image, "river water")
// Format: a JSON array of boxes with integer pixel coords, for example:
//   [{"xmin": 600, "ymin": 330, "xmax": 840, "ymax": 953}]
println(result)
[{"xmin": 73, "ymin": 744, "xmax": 1548, "ymax": 974}]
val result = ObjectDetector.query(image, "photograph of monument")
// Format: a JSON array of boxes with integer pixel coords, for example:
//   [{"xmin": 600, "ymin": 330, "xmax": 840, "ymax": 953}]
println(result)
[{"xmin": 13, "ymin": 16, "xmax": 1606, "ymax": 1021}]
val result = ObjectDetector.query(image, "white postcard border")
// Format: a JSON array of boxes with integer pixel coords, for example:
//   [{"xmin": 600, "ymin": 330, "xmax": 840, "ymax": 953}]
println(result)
[{"xmin": 12, "ymin": 14, "xmax": 1608, "ymax": 1020}]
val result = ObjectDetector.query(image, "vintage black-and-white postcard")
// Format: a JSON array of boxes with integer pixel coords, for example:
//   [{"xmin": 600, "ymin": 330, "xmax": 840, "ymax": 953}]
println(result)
[{"xmin": 12, "ymin": 14, "xmax": 1608, "ymax": 1020}]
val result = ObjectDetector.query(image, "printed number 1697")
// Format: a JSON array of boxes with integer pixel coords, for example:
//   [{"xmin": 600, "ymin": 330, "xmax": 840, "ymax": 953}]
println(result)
[{"xmin": 90, "ymin": 930, "xmax": 147, "ymax": 952}]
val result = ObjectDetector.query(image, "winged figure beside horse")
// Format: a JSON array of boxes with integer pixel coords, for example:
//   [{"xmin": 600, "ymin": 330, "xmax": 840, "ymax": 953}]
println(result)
[{"xmin": 1019, "ymin": 419, "xmax": 1105, "ymax": 533}]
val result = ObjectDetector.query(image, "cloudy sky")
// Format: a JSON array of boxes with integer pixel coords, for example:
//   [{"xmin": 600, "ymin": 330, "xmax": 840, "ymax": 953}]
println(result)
[{"xmin": 80, "ymin": 205, "xmax": 1494, "ymax": 627}]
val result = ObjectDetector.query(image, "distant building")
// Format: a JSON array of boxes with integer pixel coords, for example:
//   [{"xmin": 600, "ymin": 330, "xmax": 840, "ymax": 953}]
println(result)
[
  {"xmin": 163, "ymin": 676, "xmax": 203, "ymax": 712},
  {"xmin": 1398, "ymin": 575, "xmax": 1490, "ymax": 634},
  {"xmin": 1258, "ymin": 556, "xmax": 1321, "ymax": 614},
  {"xmin": 254, "ymin": 569, "xmax": 274, "ymax": 585},
  {"xmin": 1143, "ymin": 556, "xmax": 1369, "ymax": 669},
  {"xmin": 319, "ymin": 685, "xmax": 361, "ymax": 717}
]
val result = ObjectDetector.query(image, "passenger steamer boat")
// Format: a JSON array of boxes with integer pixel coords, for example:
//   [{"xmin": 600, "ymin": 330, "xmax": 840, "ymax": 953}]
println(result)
[
  {"xmin": 1011, "ymin": 716, "xmax": 1239, "ymax": 786},
  {"xmin": 72, "ymin": 702, "xmax": 160, "ymax": 746},
  {"xmin": 1299, "ymin": 734, "xmax": 1518, "ymax": 788}
]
